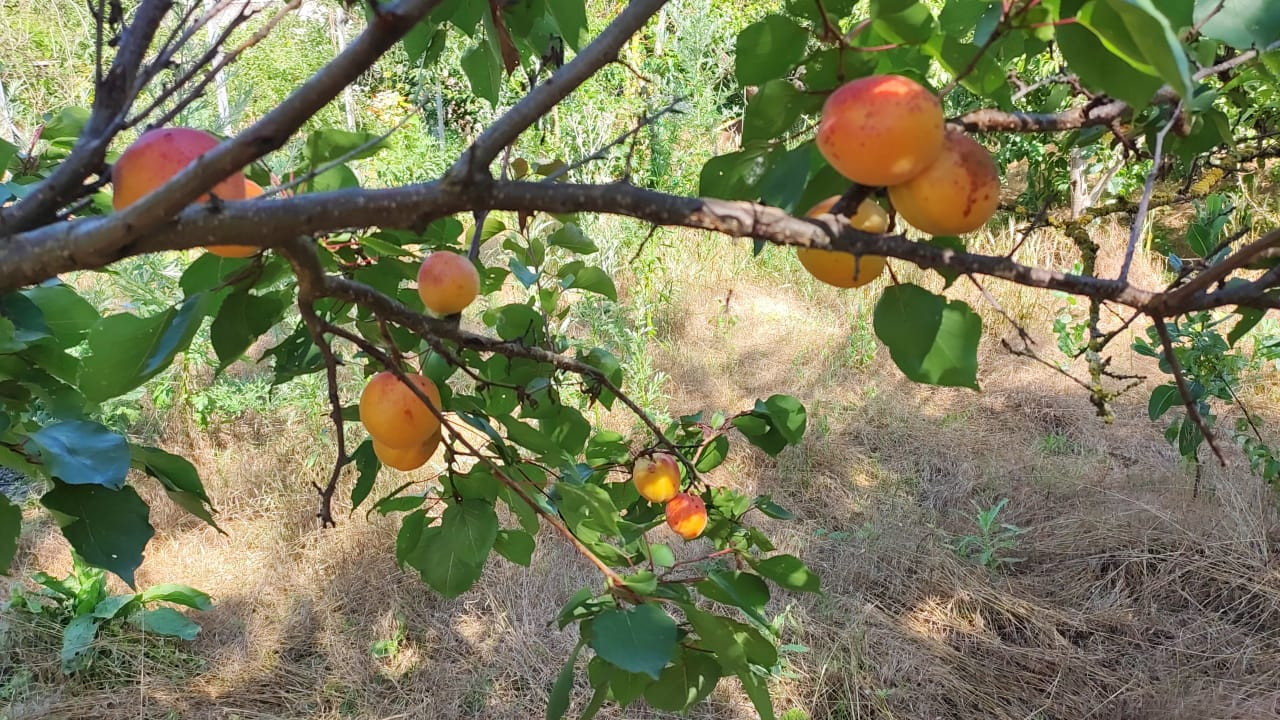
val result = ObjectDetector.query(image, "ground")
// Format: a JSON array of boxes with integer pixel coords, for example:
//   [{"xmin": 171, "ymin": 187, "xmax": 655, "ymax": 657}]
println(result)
[{"xmin": 3, "ymin": 220, "xmax": 1280, "ymax": 720}]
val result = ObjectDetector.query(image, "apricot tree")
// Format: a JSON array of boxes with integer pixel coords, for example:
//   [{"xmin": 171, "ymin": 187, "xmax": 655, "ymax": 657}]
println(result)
[{"xmin": 1, "ymin": 0, "xmax": 1279, "ymax": 716}]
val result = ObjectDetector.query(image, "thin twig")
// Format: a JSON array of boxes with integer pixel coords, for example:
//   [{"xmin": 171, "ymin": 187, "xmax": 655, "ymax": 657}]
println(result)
[
  {"xmin": 1119, "ymin": 104, "xmax": 1180, "ymax": 281},
  {"xmin": 1153, "ymin": 316, "xmax": 1227, "ymax": 465}
]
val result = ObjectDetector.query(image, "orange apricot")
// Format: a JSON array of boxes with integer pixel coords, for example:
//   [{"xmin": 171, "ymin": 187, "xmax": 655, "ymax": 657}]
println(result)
[
  {"xmin": 417, "ymin": 251, "xmax": 480, "ymax": 316},
  {"xmin": 373, "ymin": 429, "xmax": 442, "ymax": 471},
  {"xmin": 632, "ymin": 453, "xmax": 681, "ymax": 503},
  {"xmin": 816, "ymin": 75, "xmax": 945, "ymax": 187},
  {"xmin": 206, "ymin": 177, "xmax": 265, "ymax": 259},
  {"xmin": 888, "ymin": 130, "xmax": 1000, "ymax": 235},
  {"xmin": 358, "ymin": 371, "xmax": 443, "ymax": 449},
  {"xmin": 112, "ymin": 127, "xmax": 245, "ymax": 211},
  {"xmin": 796, "ymin": 195, "xmax": 889, "ymax": 288},
  {"xmin": 665, "ymin": 492, "xmax": 707, "ymax": 541}
]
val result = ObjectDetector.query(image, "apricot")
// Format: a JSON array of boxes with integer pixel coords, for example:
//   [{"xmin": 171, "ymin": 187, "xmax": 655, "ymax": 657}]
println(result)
[
  {"xmin": 816, "ymin": 75, "xmax": 944, "ymax": 187},
  {"xmin": 373, "ymin": 429, "xmax": 442, "ymax": 471},
  {"xmin": 358, "ymin": 371, "xmax": 443, "ymax": 449},
  {"xmin": 112, "ymin": 127, "xmax": 245, "ymax": 211},
  {"xmin": 796, "ymin": 195, "xmax": 889, "ymax": 288},
  {"xmin": 888, "ymin": 130, "xmax": 1000, "ymax": 235},
  {"xmin": 632, "ymin": 453, "xmax": 681, "ymax": 503},
  {"xmin": 665, "ymin": 492, "xmax": 707, "ymax": 541},
  {"xmin": 417, "ymin": 251, "xmax": 480, "ymax": 316},
  {"xmin": 206, "ymin": 178, "xmax": 264, "ymax": 259}
]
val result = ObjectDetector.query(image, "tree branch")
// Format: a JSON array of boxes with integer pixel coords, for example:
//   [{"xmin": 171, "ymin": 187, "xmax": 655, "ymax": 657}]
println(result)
[{"xmin": 448, "ymin": 0, "xmax": 669, "ymax": 181}]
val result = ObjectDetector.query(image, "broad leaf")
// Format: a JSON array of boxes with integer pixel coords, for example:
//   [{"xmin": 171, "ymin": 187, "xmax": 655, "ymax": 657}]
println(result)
[
  {"xmin": 1148, "ymin": 383, "xmax": 1182, "ymax": 420},
  {"xmin": 60, "ymin": 614, "xmax": 100, "ymax": 672},
  {"xmin": 546, "ymin": 639, "xmax": 584, "ymax": 720},
  {"xmin": 22, "ymin": 284, "xmax": 99, "ymax": 347},
  {"xmin": 873, "ymin": 284, "xmax": 981, "ymax": 389},
  {"xmin": 751, "ymin": 554, "xmax": 821, "ymax": 592},
  {"xmin": 494, "ymin": 528, "xmax": 535, "ymax": 566},
  {"xmin": 349, "ymin": 439, "xmax": 381, "ymax": 511},
  {"xmin": 735, "ymin": 15, "xmax": 808, "ymax": 85},
  {"xmin": 642, "ymin": 648, "xmax": 721, "ymax": 711},
  {"xmin": 41, "ymin": 483, "xmax": 154, "ymax": 587},
  {"xmin": 589, "ymin": 604, "xmax": 678, "ymax": 680},
  {"xmin": 210, "ymin": 290, "xmax": 288, "ymax": 369},
  {"xmin": 1194, "ymin": 0, "xmax": 1279, "ymax": 49},
  {"xmin": 29, "ymin": 420, "xmax": 130, "ymax": 489},
  {"xmin": 132, "ymin": 607, "xmax": 201, "ymax": 640},
  {"xmin": 130, "ymin": 444, "xmax": 218, "ymax": 529},
  {"xmin": 80, "ymin": 294, "xmax": 211, "ymax": 402},
  {"xmin": 138, "ymin": 583, "xmax": 213, "ymax": 610}
]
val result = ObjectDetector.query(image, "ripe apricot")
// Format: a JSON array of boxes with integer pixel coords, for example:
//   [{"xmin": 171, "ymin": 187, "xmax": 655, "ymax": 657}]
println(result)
[
  {"xmin": 358, "ymin": 371, "xmax": 443, "ymax": 449},
  {"xmin": 373, "ymin": 429, "xmax": 442, "ymax": 471},
  {"xmin": 888, "ymin": 130, "xmax": 1000, "ymax": 236},
  {"xmin": 112, "ymin": 127, "xmax": 245, "ymax": 211},
  {"xmin": 796, "ymin": 195, "xmax": 889, "ymax": 288},
  {"xmin": 665, "ymin": 492, "xmax": 707, "ymax": 541},
  {"xmin": 417, "ymin": 251, "xmax": 480, "ymax": 316},
  {"xmin": 816, "ymin": 75, "xmax": 945, "ymax": 187},
  {"xmin": 632, "ymin": 453, "xmax": 681, "ymax": 503},
  {"xmin": 206, "ymin": 178, "xmax": 264, "ymax": 259}
]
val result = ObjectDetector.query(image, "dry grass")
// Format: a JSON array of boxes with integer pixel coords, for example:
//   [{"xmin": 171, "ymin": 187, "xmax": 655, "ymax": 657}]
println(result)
[{"xmin": 5, "ymin": 222, "xmax": 1280, "ymax": 720}]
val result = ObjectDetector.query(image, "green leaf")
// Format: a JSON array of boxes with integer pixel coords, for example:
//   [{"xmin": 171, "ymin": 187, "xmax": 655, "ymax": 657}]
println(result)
[
  {"xmin": 29, "ymin": 420, "xmax": 130, "ymax": 489},
  {"xmin": 41, "ymin": 483, "xmax": 154, "ymax": 587},
  {"xmin": 751, "ymin": 554, "xmax": 821, "ymax": 592},
  {"xmin": 547, "ymin": 0, "xmax": 587, "ymax": 50},
  {"xmin": 1148, "ymin": 384, "xmax": 1182, "ymax": 420},
  {"xmin": 753, "ymin": 495, "xmax": 793, "ymax": 520},
  {"xmin": 92, "ymin": 593, "xmax": 138, "ymax": 619},
  {"xmin": 349, "ymin": 439, "xmax": 381, "ymax": 511},
  {"xmin": 409, "ymin": 525, "xmax": 486, "ymax": 597},
  {"xmin": 1229, "ymin": 307, "xmax": 1265, "ymax": 347},
  {"xmin": 699, "ymin": 145, "xmax": 779, "ymax": 201},
  {"xmin": 403, "ymin": 22, "xmax": 448, "ymax": 66},
  {"xmin": 1177, "ymin": 415, "xmax": 1203, "ymax": 459},
  {"xmin": 210, "ymin": 290, "xmax": 288, "ymax": 370},
  {"xmin": 738, "ymin": 668, "xmax": 776, "ymax": 720},
  {"xmin": 308, "ymin": 163, "xmax": 359, "ymax": 191},
  {"xmin": 589, "ymin": 604, "xmax": 678, "ymax": 680},
  {"xmin": 642, "ymin": 648, "xmax": 721, "ymax": 711},
  {"xmin": 763, "ymin": 394, "xmax": 806, "ymax": 444},
  {"xmin": 1194, "ymin": 0, "xmax": 1279, "ymax": 49},
  {"xmin": 559, "ymin": 263, "xmax": 618, "ymax": 300},
  {"xmin": 648, "ymin": 543, "xmax": 675, "ymax": 569},
  {"xmin": 1056, "ymin": 12, "xmax": 1164, "ymax": 107},
  {"xmin": 130, "ymin": 444, "xmax": 218, "ymax": 529},
  {"xmin": 742, "ymin": 80, "xmax": 818, "ymax": 143},
  {"xmin": 873, "ymin": 284, "xmax": 981, "ymax": 389},
  {"xmin": 22, "ymin": 284, "xmax": 99, "ymax": 347},
  {"xmin": 138, "ymin": 583, "xmax": 212, "ymax": 610},
  {"xmin": 462, "ymin": 40, "xmax": 501, "ymax": 104},
  {"xmin": 556, "ymin": 482, "xmax": 621, "ymax": 536},
  {"xmin": 697, "ymin": 571, "xmax": 771, "ymax": 624},
  {"xmin": 80, "ymin": 294, "xmax": 211, "ymax": 402},
  {"xmin": 546, "ymin": 640, "xmax": 584, "ymax": 720},
  {"xmin": 132, "ymin": 606, "xmax": 200, "ymax": 640},
  {"xmin": 695, "ymin": 435, "xmax": 729, "ymax": 473},
  {"xmin": 494, "ymin": 529, "xmax": 535, "ymax": 566},
  {"xmin": 440, "ymin": 499, "xmax": 499, "ymax": 565},
  {"xmin": 547, "ymin": 223, "xmax": 598, "ymax": 254},
  {"xmin": 735, "ymin": 15, "xmax": 808, "ymax": 85},
  {"xmin": 179, "ymin": 253, "xmax": 252, "ymax": 296},
  {"xmin": 60, "ymin": 613, "xmax": 100, "ymax": 672},
  {"xmin": 1091, "ymin": 0, "xmax": 1193, "ymax": 100},
  {"xmin": 0, "ymin": 491, "xmax": 20, "ymax": 574},
  {"xmin": 684, "ymin": 606, "xmax": 777, "ymax": 671},
  {"xmin": 732, "ymin": 413, "xmax": 789, "ymax": 456},
  {"xmin": 0, "ymin": 292, "xmax": 50, "ymax": 346},
  {"xmin": 304, "ymin": 128, "xmax": 385, "ymax": 166},
  {"xmin": 872, "ymin": 0, "xmax": 938, "ymax": 45}
]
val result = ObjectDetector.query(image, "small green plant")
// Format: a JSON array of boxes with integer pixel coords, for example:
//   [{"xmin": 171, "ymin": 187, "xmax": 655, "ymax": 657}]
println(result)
[
  {"xmin": 6, "ymin": 553, "xmax": 212, "ymax": 673},
  {"xmin": 949, "ymin": 498, "xmax": 1026, "ymax": 572},
  {"xmin": 370, "ymin": 613, "xmax": 408, "ymax": 660}
]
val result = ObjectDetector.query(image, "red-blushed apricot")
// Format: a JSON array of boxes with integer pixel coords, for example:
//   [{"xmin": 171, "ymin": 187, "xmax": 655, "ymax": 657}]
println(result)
[
  {"xmin": 417, "ymin": 251, "xmax": 480, "ymax": 316},
  {"xmin": 632, "ymin": 453, "xmax": 681, "ymax": 503},
  {"xmin": 665, "ymin": 492, "xmax": 708, "ymax": 540},
  {"xmin": 207, "ymin": 177, "xmax": 265, "ymax": 259},
  {"xmin": 816, "ymin": 75, "xmax": 945, "ymax": 187},
  {"xmin": 112, "ymin": 127, "xmax": 245, "ymax": 211},
  {"xmin": 796, "ymin": 195, "xmax": 889, "ymax": 288},
  {"xmin": 358, "ymin": 371, "xmax": 443, "ymax": 449},
  {"xmin": 888, "ymin": 130, "xmax": 1000, "ymax": 235},
  {"xmin": 373, "ymin": 429, "xmax": 442, "ymax": 471}
]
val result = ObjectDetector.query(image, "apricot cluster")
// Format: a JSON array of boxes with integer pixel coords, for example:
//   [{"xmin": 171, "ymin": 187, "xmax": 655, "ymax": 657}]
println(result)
[
  {"xmin": 631, "ymin": 452, "xmax": 707, "ymax": 540},
  {"xmin": 111, "ymin": 127, "xmax": 263, "ymax": 258},
  {"xmin": 359, "ymin": 371, "xmax": 444, "ymax": 471},
  {"xmin": 802, "ymin": 74, "xmax": 1000, "ymax": 287}
]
